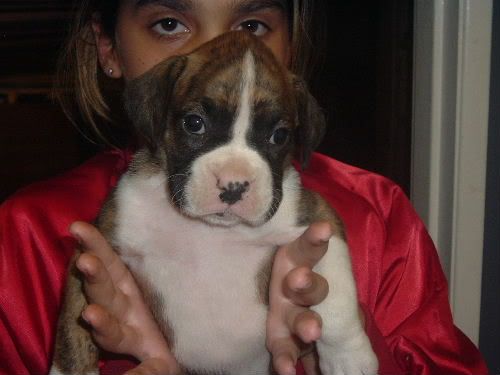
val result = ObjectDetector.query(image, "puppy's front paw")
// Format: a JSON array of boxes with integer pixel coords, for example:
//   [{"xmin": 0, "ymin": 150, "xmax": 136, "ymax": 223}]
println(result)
[{"xmin": 316, "ymin": 337, "xmax": 378, "ymax": 375}]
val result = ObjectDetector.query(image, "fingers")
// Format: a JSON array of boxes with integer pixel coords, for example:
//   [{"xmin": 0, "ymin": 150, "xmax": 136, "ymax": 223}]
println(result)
[
  {"xmin": 70, "ymin": 221, "xmax": 130, "ymax": 284},
  {"xmin": 283, "ymin": 267, "xmax": 329, "ymax": 306},
  {"xmin": 82, "ymin": 303, "xmax": 175, "ymax": 365},
  {"xmin": 76, "ymin": 250, "xmax": 131, "ymax": 321},
  {"xmin": 82, "ymin": 304, "xmax": 131, "ymax": 353},
  {"xmin": 288, "ymin": 310, "xmax": 322, "ymax": 344},
  {"xmin": 76, "ymin": 253, "xmax": 118, "ymax": 310},
  {"xmin": 83, "ymin": 302, "xmax": 177, "ymax": 366},
  {"xmin": 71, "ymin": 221, "xmax": 133, "ymax": 317},
  {"xmin": 268, "ymin": 337, "xmax": 300, "ymax": 375},
  {"xmin": 71, "ymin": 221, "xmax": 178, "ymax": 368},
  {"xmin": 286, "ymin": 221, "xmax": 332, "ymax": 268},
  {"xmin": 70, "ymin": 221, "xmax": 117, "ymax": 267},
  {"xmin": 301, "ymin": 350, "xmax": 321, "ymax": 375},
  {"xmin": 268, "ymin": 333, "xmax": 318, "ymax": 375},
  {"xmin": 268, "ymin": 222, "xmax": 332, "ymax": 374}
]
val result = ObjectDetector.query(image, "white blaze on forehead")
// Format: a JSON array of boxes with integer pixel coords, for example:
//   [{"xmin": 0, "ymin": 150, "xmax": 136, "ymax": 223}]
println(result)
[
  {"xmin": 182, "ymin": 49, "xmax": 275, "ymax": 226},
  {"xmin": 232, "ymin": 50, "xmax": 256, "ymax": 145}
]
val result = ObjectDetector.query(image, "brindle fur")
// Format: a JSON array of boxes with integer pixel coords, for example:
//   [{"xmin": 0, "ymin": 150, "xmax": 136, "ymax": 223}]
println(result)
[
  {"xmin": 52, "ymin": 256, "xmax": 98, "ymax": 374},
  {"xmin": 255, "ymin": 251, "xmax": 275, "ymax": 305},
  {"xmin": 298, "ymin": 189, "xmax": 345, "ymax": 240}
]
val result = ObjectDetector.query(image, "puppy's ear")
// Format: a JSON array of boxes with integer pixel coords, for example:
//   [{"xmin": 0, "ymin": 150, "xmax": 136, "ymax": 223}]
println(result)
[
  {"xmin": 124, "ymin": 55, "xmax": 188, "ymax": 152},
  {"xmin": 292, "ymin": 76, "xmax": 326, "ymax": 169}
]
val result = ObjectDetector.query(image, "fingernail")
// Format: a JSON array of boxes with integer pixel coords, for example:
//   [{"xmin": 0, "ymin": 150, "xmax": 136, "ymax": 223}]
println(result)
[
  {"xmin": 71, "ymin": 231, "xmax": 83, "ymax": 246},
  {"xmin": 298, "ymin": 278, "xmax": 313, "ymax": 290},
  {"xmin": 293, "ymin": 279, "xmax": 312, "ymax": 293},
  {"xmin": 319, "ymin": 236, "xmax": 330, "ymax": 243},
  {"xmin": 76, "ymin": 258, "xmax": 92, "ymax": 278}
]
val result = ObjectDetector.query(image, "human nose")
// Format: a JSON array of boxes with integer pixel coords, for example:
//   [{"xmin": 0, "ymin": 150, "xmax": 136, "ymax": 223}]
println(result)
[{"xmin": 189, "ymin": 25, "xmax": 231, "ymax": 51}]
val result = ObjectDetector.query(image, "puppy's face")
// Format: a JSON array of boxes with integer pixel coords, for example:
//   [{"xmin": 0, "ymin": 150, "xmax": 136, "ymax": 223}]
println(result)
[{"xmin": 125, "ymin": 32, "xmax": 325, "ymax": 227}]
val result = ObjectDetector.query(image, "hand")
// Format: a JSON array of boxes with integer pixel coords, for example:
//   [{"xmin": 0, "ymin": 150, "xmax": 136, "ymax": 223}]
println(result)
[
  {"xmin": 266, "ymin": 221, "xmax": 332, "ymax": 375},
  {"xmin": 70, "ymin": 221, "xmax": 181, "ymax": 375}
]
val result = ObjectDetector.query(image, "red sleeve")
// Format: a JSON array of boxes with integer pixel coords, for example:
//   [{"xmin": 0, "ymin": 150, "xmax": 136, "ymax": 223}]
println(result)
[
  {"xmin": 374, "ymin": 194, "xmax": 488, "ymax": 374},
  {"xmin": 0, "ymin": 150, "xmax": 130, "ymax": 375},
  {"xmin": 299, "ymin": 153, "xmax": 488, "ymax": 375}
]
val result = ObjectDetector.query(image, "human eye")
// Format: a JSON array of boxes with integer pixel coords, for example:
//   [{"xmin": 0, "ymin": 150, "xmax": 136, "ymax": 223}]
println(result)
[
  {"xmin": 152, "ymin": 17, "xmax": 189, "ymax": 37},
  {"xmin": 235, "ymin": 19, "xmax": 270, "ymax": 37}
]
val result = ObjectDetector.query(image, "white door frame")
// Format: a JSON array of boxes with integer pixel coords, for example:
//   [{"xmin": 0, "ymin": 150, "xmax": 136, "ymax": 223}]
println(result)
[{"xmin": 412, "ymin": 0, "xmax": 492, "ymax": 345}]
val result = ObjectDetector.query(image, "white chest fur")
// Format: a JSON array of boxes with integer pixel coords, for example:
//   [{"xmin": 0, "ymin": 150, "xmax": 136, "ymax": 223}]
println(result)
[{"xmin": 111, "ymin": 169, "xmax": 305, "ymax": 373}]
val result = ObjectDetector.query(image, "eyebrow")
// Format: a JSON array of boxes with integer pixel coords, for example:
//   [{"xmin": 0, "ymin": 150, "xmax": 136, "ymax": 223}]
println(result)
[
  {"xmin": 135, "ymin": 0, "xmax": 288, "ymax": 14},
  {"xmin": 135, "ymin": 0, "xmax": 193, "ymax": 12},
  {"xmin": 232, "ymin": 0, "xmax": 288, "ymax": 15},
  {"xmin": 134, "ymin": 0, "xmax": 288, "ymax": 16}
]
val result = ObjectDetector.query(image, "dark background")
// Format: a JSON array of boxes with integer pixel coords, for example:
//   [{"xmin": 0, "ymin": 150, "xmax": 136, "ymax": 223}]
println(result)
[
  {"xmin": 315, "ymin": 1, "xmax": 413, "ymax": 196},
  {"xmin": 0, "ymin": 0, "xmax": 414, "ymax": 202}
]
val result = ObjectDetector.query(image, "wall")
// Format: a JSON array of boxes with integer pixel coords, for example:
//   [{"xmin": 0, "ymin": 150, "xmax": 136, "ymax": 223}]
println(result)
[{"xmin": 412, "ymin": 0, "xmax": 492, "ymax": 345}]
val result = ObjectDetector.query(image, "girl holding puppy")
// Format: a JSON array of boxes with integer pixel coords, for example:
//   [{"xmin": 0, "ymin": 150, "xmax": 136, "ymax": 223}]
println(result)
[{"xmin": 0, "ymin": 1, "xmax": 488, "ymax": 374}]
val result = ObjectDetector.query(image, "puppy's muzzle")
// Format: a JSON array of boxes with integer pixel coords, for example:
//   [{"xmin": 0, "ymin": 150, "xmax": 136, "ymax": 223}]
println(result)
[{"xmin": 183, "ymin": 146, "xmax": 273, "ymax": 226}]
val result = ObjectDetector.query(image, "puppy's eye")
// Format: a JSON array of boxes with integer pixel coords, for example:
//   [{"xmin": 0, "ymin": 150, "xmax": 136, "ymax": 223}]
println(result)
[
  {"xmin": 269, "ymin": 127, "xmax": 290, "ymax": 145},
  {"xmin": 183, "ymin": 115, "xmax": 206, "ymax": 135}
]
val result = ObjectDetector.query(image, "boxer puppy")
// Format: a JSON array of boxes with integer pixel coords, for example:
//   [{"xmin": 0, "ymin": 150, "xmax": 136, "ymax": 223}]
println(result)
[{"xmin": 51, "ymin": 31, "xmax": 378, "ymax": 375}]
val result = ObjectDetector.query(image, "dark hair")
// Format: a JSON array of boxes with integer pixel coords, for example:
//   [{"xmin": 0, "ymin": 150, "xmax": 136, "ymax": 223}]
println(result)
[{"xmin": 54, "ymin": 0, "xmax": 326, "ymax": 144}]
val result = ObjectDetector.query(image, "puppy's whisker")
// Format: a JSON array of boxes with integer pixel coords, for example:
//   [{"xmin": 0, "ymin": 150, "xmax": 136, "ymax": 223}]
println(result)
[
  {"xmin": 170, "ymin": 187, "xmax": 185, "ymax": 205},
  {"xmin": 268, "ymin": 191, "xmax": 282, "ymax": 214},
  {"xmin": 171, "ymin": 188, "xmax": 184, "ymax": 201}
]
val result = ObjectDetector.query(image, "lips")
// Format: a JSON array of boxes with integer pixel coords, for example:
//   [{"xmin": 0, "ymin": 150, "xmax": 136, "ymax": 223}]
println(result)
[{"xmin": 198, "ymin": 209, "xmax": 242, "ymax": 227}]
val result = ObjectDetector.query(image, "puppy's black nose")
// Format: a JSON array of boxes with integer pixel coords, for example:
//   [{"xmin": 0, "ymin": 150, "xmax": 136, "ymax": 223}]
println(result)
[{"xmin": 219, "ymin": 181, "xmax": 249, "ymax": 205}]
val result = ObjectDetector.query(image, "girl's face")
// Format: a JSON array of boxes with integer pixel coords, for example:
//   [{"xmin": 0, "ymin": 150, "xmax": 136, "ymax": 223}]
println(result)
[{"xmin": 95, "ymin": 0, "xmax": 291, "ymax": 80}]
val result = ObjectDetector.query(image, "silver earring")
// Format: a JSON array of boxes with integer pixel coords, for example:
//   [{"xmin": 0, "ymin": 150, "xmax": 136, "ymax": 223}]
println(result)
[{"xmin": 107, "ymin": 68, "xmax": 114, "ymax": 76}]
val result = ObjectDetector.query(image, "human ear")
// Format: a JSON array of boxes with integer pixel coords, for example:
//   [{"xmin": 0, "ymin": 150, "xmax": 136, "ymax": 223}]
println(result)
[{"xmin": 91, "ymin": 17, "xmax": 123, "ymax": 79}]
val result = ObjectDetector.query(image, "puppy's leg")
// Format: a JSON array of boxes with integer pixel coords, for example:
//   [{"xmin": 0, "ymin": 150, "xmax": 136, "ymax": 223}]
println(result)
[
  {"xmin": 312, "ymin": 235, "xmax": 378, "ymax": 375},
  {"xmin": 50, "ymin": 257, "xmax": 99, "ymax": 375}
]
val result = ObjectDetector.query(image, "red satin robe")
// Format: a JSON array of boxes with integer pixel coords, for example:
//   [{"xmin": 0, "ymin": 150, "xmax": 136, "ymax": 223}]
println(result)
[{"xmin": 0, "ymin": 150, "xmax": 488, "ymax": 375}]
